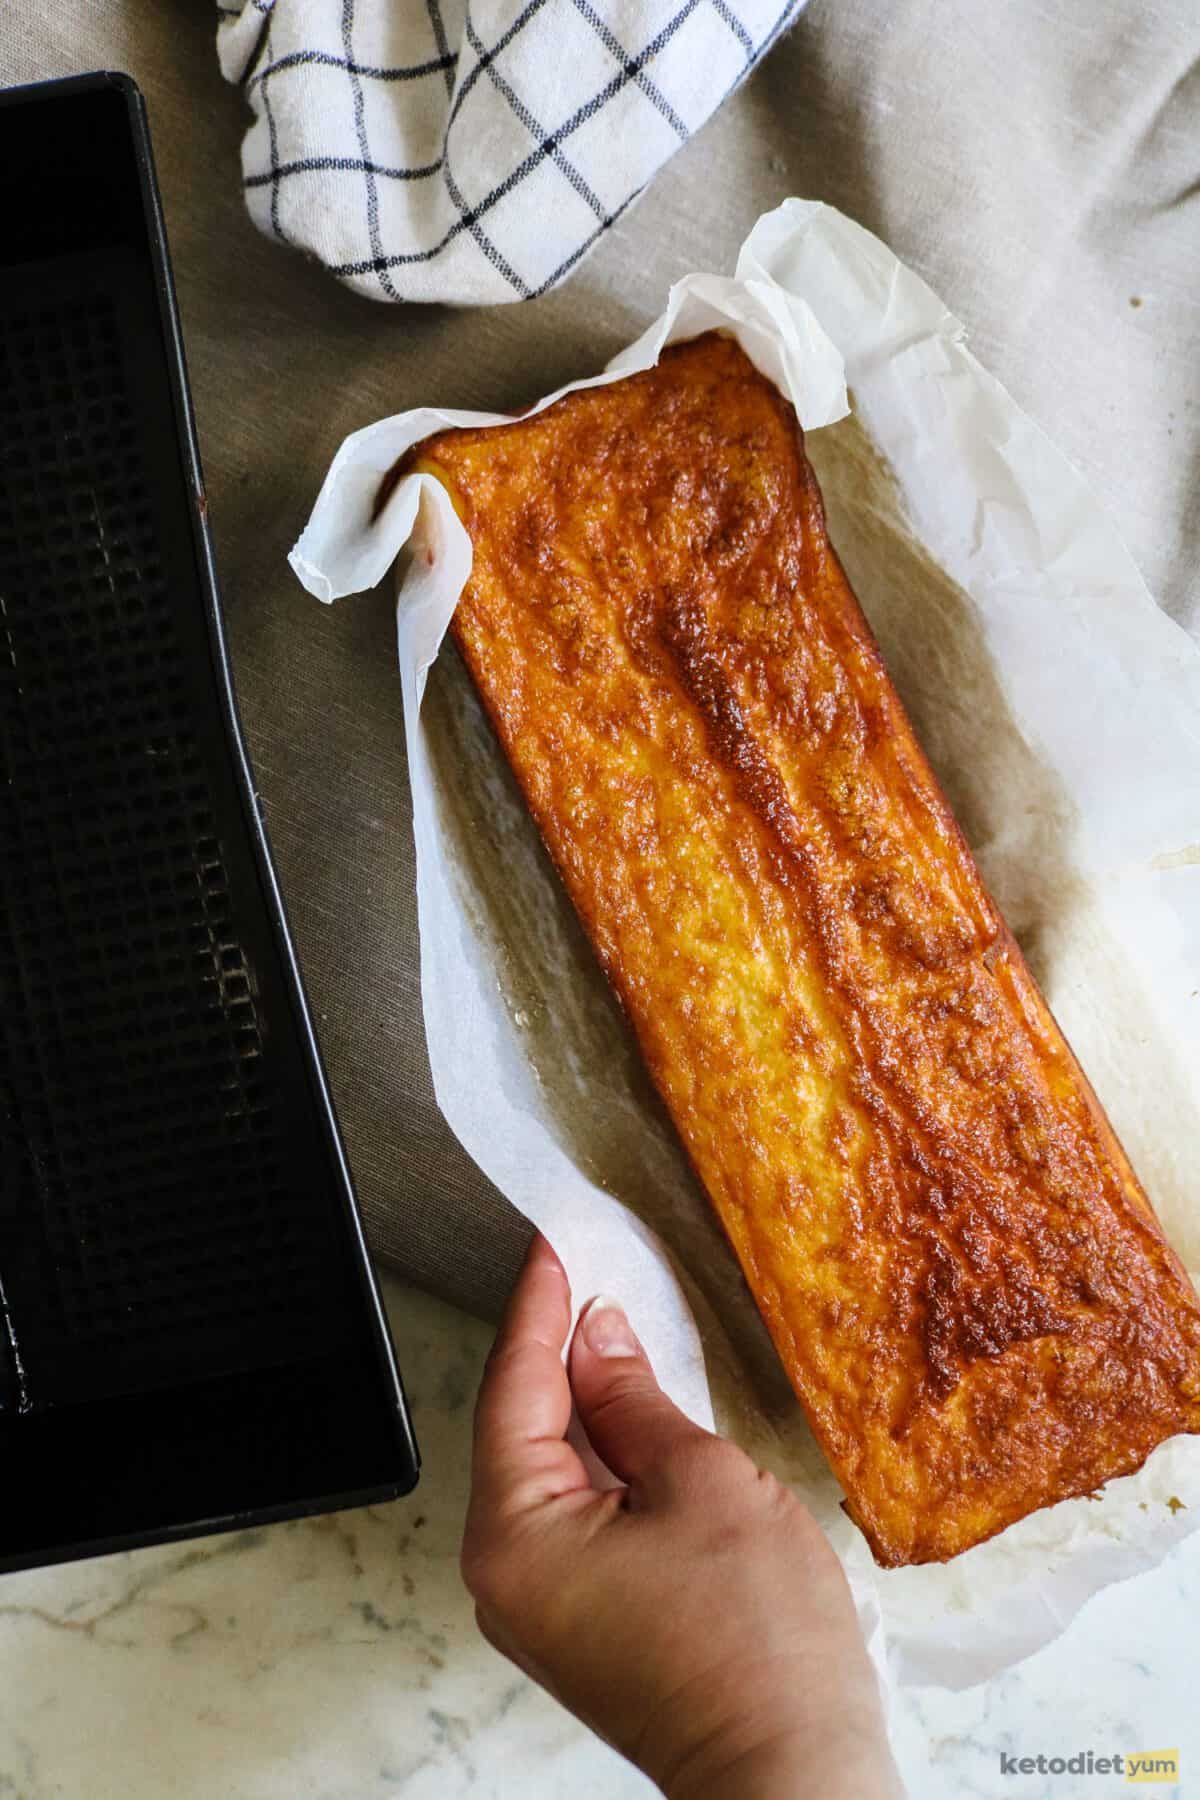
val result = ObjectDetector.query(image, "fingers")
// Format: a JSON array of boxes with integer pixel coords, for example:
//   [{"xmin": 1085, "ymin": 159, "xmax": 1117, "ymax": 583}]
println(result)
[
  {"xmin": 568, "ymin": 1295, "xmax": 711, "ymax": 1496},
  {"xmin": 470, "ymin": 1233, "xmax": 590, "ymax": 1515}
]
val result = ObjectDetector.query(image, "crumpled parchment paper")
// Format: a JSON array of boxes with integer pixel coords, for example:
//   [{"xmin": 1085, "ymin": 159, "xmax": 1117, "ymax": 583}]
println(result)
[{"xmin": 291, "ymin": 200, "xmax": 1200, "ymax": 1692}]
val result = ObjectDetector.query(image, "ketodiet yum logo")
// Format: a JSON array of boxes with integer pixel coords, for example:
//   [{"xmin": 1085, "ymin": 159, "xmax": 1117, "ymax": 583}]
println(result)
[{"xmin": 999, "ymin": 1748, "xmax": 1179, "ymax": 1784}]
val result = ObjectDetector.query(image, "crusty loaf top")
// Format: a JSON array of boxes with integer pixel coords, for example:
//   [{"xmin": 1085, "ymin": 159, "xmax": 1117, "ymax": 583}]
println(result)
[{"xmin": 404, "ymin": 333, "xmax": 1200, "ymax": 1564}]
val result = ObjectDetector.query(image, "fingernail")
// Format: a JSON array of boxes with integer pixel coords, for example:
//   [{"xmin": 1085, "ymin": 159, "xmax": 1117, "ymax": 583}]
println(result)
[{"xmin": 580, "ymin": 1295, "xmax": 640, "ymax": 1358}]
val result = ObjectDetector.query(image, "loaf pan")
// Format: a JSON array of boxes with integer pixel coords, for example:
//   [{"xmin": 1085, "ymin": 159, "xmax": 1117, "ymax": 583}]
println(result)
[{"xmin": 0, "ymin": 71, "xmax": 418, "ymax": 1573}]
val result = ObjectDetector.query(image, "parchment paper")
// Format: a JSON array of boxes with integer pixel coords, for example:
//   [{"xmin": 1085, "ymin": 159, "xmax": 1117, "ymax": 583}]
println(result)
[{"xmin": 291, "ymin": 200, "xmax": 1200, "ymax": 1692}]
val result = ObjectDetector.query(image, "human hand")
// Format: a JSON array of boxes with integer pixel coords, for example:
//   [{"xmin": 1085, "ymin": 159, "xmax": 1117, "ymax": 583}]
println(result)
[{"xmin": 461, "ymin": 1234, "xmax": 904, "ymax": 1799}]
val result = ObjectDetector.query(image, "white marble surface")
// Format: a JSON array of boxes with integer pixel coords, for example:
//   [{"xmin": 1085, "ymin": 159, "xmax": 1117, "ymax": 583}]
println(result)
[{"xmin": 1, "ymin": 1273, "xmax": 1196, "ymax": 1800}]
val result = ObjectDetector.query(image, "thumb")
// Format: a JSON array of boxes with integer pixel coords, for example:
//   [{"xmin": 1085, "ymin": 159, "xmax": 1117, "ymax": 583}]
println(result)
[{"xmin": 568, "ymin": 1295, "xmax": 709, "ymax": 1497}]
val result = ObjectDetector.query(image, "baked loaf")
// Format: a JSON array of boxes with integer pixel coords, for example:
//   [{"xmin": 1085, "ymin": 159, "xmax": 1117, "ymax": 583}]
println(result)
[{"xmin": 403, "ymin": 333, "xmax": 1200, "ymax": 1565}]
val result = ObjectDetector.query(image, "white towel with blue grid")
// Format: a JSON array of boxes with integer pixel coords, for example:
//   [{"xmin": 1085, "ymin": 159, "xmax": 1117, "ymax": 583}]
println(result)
[{"xmin": 216, "ymin": 0, "xmax": 805, "ymax": 304}]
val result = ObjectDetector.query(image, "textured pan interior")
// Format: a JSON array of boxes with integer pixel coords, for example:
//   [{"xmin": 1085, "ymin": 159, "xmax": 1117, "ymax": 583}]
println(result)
[{"xmin": 0, "ymin": 257, "xmax": 333, "ymax": 1412}]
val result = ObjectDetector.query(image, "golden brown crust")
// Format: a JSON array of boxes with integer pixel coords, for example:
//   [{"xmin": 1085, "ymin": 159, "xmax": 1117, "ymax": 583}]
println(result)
[{"xmin": 403, "ymin": 333, "xmax": 1200, "ymax": 1565}]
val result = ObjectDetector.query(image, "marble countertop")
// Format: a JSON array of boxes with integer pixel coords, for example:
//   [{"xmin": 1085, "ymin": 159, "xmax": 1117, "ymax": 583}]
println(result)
[{"xmin": 2, "ymin": 1273, "xmax": 1196, "ymax": 1800}]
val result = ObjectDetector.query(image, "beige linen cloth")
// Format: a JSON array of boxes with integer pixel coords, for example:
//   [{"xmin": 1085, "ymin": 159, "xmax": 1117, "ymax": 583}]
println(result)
[{"xmin": 7, "ymin": 0, "xmax": 1198, "ymax": 1318}]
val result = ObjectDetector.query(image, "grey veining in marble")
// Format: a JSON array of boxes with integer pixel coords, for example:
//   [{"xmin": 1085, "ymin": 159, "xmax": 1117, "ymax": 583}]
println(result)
[{"xmin": 1, "ymin": 1276, "xmax": 1196, "ymax": 1799}]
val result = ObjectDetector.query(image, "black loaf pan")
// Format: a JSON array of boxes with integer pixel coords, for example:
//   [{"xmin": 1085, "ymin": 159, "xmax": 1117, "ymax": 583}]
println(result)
[{"xmin": 0, "ymin": 72, "xmax": 418, "ymax": 1573}]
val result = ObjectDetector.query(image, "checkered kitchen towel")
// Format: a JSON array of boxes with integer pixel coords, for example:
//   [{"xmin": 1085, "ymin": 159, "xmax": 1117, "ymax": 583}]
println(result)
[{"xmin": 216, "ymin": 0, "xmax": 805, "ymax": 304}]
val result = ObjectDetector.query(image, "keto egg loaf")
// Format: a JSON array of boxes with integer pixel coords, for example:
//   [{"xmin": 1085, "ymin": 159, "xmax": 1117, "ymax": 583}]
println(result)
[{"xmin": 402, "ymin": 332, "xmax": 1200, "ymax": 1566}]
